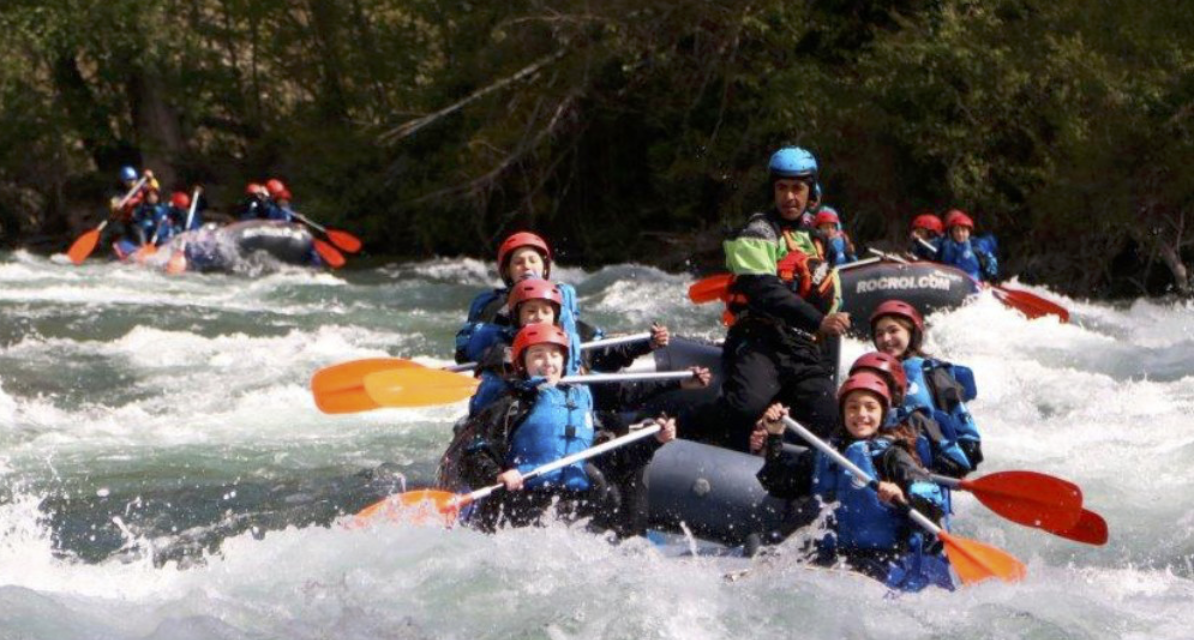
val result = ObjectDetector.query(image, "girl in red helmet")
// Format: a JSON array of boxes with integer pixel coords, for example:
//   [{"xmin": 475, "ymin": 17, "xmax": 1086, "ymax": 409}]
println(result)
[
  {"xmin": 450, "ymin": 324, "xmax": 678, "ymax": 533},
  {"xmin": 869, "ymin": 300, "xmax": 983, "ymax": 474},
  {"xmin": 936, "ymin": 209, "xmax": 999, "ymax": 282},
  {"xmin": 753, "ymin": 373, "xmax": 955, "ymax": 592},
  {"xmin": 909, "ymin": 212, "xmax": 944, "ymax": 261}
]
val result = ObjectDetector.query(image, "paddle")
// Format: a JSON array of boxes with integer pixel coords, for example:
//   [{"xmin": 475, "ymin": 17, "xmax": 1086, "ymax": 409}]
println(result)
[
  {"xmin": 68, "ymin": 176, "xmax": 148, "ymax": 264},
  {"xmin": 290, "ymin": 210, "xmax": 362, "ymax": 253},
  {"xmin": 687, "ymin": 257, "xmax": 882, "ymax": 305},
  {"xmin": 363, "ymin": 369, "xmax": 696, "ymax": 409},
  {"xmin": 353, "ymin": 422, "xmax": 664, "ymax": 524},
  {"xmin": 902, "ymin": 241, "xmax": 1070, "ymax": 323},
  {"xmin": 313, "ymin": 238, "xmax": 346, "ymax": 268},
  {"xmin": 1052, "ymin": 509, "xmax": 1109, "ymax": 546},
  {"xmin": 311, "ymin": 332, "xmax": 654, "ymax": 414},
  {"xmin": 930, "ymin": 471, "xmax": 1082, "ymax": 533},
  {"xmin": 165, "ymin": 187, "xmax": 202, "ymax": 275},
  {"xmin": 784, "ymin": 416, "xmax": 1026, "ymax": 585}
]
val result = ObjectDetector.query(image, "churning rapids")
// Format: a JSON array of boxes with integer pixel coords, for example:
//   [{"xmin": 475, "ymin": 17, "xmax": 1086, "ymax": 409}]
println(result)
[{"xmin": 1, "ymin": 249, "xmax": 1192, "ymax": 639}]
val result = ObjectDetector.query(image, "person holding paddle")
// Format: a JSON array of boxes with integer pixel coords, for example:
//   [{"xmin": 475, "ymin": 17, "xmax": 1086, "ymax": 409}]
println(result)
[
  {"xmin": 682, "ymin": 146, "xmax": 850, "ymax": 452},
  {"xmin": 449, "ymin": 324, "xmax": 677, "ymax": 533},
  {"xmin": 909, "ymin": 212, "xmax": 944, "ymax": 261},
  {"xmin": 755, "ymin": 373, "xmax": 956, "ymax": 592},
  {"xmin": 870, "ymin": 300, "xmax": 984, "ymax": 472}
]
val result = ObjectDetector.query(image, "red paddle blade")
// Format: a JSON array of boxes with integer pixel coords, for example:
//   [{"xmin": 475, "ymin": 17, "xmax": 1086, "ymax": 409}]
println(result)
[
  {"xmin": 351, "ymin": 489, "xmax": 461, "ymax": 527},
  {"xmin": 962, "ymin": 471, "xmax": 1083, "ymax": 531},
  {"xmin": 310, "ymin": 358, "xmax": 422, "ymax": 414},
  {"xmin": 326, "ymin": 229, "xmax": 362, "ymax": 253},
  {"xmin": 67, "ymin": 229, "xmax": 102, "ymax": 265},
  {"xmin": 992, "ymin": 285, "xmax": 1070, "ymax": 323},
  {"xmin": 940, "ymin": 530, "xmax": 1027, "ymax": 585},
  {"xmin": 314, "ymin": 239, "xmax": 346, "ymax": 268},
  {"xmin": 688, "ymin": 273, "xmax": 733, "ymax": 304},
  {"xmin": 1052, "ymin": 509, "xmax": 1108, "ymax": 546}
]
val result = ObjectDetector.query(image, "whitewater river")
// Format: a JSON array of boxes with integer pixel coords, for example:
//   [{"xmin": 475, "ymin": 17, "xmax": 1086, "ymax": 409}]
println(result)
[{"xmin": 1, "ymin": 249, "xmax": 1191, "ymax": 639}]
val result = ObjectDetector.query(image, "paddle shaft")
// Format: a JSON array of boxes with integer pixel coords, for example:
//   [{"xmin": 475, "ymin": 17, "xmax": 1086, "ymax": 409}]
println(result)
[
  {"xmin": 915, "ymin": 237, "xmax": 939, "ymax": 254},
  {"xmin": 290, "ymin": 210, "xmax": 327, "ymax": 233},
  {"xmin": 784, "ymin": 417, "xmax": 944, "ymax": 537},
  {"xmin": 184, "ymin": 187, "xmax": 200, "ymax": 231},
  {"xmin": 453, "ymin": 423, "xmax": 663, "ymax": 505},
  {"xmin": 446, "ymin": 332, "xmax": 654, "ymax": 373},
  {"xmin": 560, "ymin": 370, "xmax": 693, "ymax": 385},
  {"xmin": 868, "ymin": 247, "xmax": 911, "ymax": 264}
]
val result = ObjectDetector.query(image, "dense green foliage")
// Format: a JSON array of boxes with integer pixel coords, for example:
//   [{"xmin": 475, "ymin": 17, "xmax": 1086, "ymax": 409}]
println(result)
[{"xmin": 1, "ymin": 0, "xmax": 1192, "ymax": 296}]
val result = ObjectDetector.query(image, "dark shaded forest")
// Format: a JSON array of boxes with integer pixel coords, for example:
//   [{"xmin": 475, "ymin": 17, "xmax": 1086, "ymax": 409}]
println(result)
[{"xmin": 1, "ymin": 0, "xmax": 1192, "ymax": 297}]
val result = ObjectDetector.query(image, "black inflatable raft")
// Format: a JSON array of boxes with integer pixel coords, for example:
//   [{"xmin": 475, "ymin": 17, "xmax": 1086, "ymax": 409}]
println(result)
[{"xmin": 838, "ymin": 260, "xmax": 979, "ymax": 337}]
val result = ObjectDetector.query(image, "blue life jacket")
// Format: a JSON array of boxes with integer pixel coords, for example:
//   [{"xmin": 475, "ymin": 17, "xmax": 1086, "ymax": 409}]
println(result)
[
  {"xmin": 506, "ymin": 382, "xmax": 595, "ymax": 491},
  {"xmin": 812, "ymin": 438, "xmax": 947, "ymax": 552},
  {"xmin": 456, "ymin": 289, "xmax": 511, "ymax": 363},
  {"xmin": 469, "ymin": 369, "xmax": 511, "ymax": 417},
  {"xmin": 938, "ymin": 238, "xmax": 998, "ymax": 281},
  {"xmin": 825, "ymin": 234, "xmax": 855, "ymax": 266},
  {"xmin": 267, "ymin": 203, "xmax": 295, "ymax": 223},
  {"xmin": 902, "ymin": 357, "xmax": 981, "ymax": 468}
]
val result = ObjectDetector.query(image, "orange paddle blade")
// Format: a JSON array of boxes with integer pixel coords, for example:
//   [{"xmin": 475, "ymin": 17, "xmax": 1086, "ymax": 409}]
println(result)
[
  {"xmin": 352, "ymin": 489, "xmax": 461, "ymax": 527},
  {"xmin": 1053, "ymin": 509, "xmax": 1108, "ymax": 546},
  {"xmin": 314, "ymin": 239, "xmax": 346, "ymax": 268},
  {"xmin": 311, "ymin": 358, "xmax": 422, "ymax": 414},
  {"xmin": 326, "ymin": 229, "xmax": 362, "ymax": 253},
  {"xmin": 991, "ymin": 285, "xmax": 1070, "ymax": 323},
  {"xmin": 363, "ymin": 368, "xmax": 480, "ymax": 407},
  {"xmin": 939, "ymin": 530, "xmax": 1027, "ymax": 585},
  {"xmin": 67, "ymin": 229, "xmax": 102, "ymax": 265},
  {"xmin": 688, "ymin": 273, "xmax": 733, "ymax": 304},
  {"xmin": 961, "ymin": 471, "xmax": 1082, "ymax": 531},
  {"xmin": 131, "ymin": 243, "xmax": 158, "ymax": 264},
  {"xmin": 165, "ymin": 250, "xmax": 187, "ymax": 275}
]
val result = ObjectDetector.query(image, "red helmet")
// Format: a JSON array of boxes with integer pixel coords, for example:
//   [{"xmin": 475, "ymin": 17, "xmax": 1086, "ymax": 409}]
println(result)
[
  {"xmin": 277, "ymin": 189, "xmax": 292, "ymax": 201},
  {"xmin": 869, "ymin": 299, "xmax": 925, "ymax": 351},
  {"xmin": 246, "ymin": 183, "xmax": 265, "ymax": 197},
  {"xmin": 944, "ymin": 209, "xmax": 974, "ymax": 230},
  {"xmin": 511, "ymin": 324, "xmax": 571, "ymax": 373},
  {"xmin": 265, "ymin": 179, "xmax": 287, "ymax": 197},
  {"xmin": 507, "ymin": 278, "xmax": 563, "ymax": 316},
  {"xmin": 814, "ymin": 209, "xmax": 840, "ymax": 227},
  {"xmin": 837, "ymin": 371, "xmax": 892, "ymax": 412},
  {"xmin": 849, "ymin": 352, "xmax": 907, "ymax": 402},
  {"xmin": 170, "ymin": 192, "xmax": 191, "ymax": 209},
  {"xmin": 911, "ymin": 213, "xmax": 944, "ymax": 235},
  {"xmin": 497, "ymin": 232, "xmax": 553, "ymax": 282}
]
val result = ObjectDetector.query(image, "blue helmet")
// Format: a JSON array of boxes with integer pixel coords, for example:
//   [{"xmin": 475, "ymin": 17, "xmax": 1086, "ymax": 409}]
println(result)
[
  {"xmin": 119, "ymin": 166, "xmax": 138, "ymax": 182},
  {"xmin": 768, "ymin": 147, "xmax": 818, "ymax": 182}
]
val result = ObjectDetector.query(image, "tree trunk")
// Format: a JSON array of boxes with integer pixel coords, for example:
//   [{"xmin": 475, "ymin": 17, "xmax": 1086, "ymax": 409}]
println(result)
[
  {"xmin": 308, "ymin": 0, "xmax": 350, "ymax": 123},
  {"xmin": 127, "ymin": 67, "xmax": 185, "ymax": 190}
]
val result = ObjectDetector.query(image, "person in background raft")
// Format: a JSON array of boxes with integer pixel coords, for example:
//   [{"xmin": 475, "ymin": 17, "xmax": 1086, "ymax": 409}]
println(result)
[
  {"xmin": 239, "ymin": 183, "xmax": 272, "ymax": 221},
  {"xmin": 869, "ymin": 300, "xmax": 983, "ymax": 473},
  {"xmin": 813, "ymin": 207, "xmax": 856, "ymax": 266},
  {"xmin": 106, "ymin": 166, "xmax": 158, "ymax": 253},
  {"xmin": 936, "ymin": 210, "xmax": 998, "ymax": 282},
  {"xmin": 754, "ymin": 373, "xmax": 955, "ymax": 592},
  {"xmin": 264, "ymin": 179, "xmax": 295, "ymax": 222},
  {"xmin": 908, "ymin": 212, "xmax": 944, "ymax": 261},
  {"xmin": 451, "ymin": 324, "xmax": 678, "ymax": 534},
  {"xmin": 113, "ymin": 188, "xmax": 167, "ymax": 258},
  {"xmin": 682, "ymin": 146, "xmax": 850, "ymax": 452}
]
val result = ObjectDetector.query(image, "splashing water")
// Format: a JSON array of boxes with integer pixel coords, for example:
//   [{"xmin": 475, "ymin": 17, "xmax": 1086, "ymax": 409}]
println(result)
[{"xmin": 1, "ymin": 249, "xmax": 1192, "ymax": 638}]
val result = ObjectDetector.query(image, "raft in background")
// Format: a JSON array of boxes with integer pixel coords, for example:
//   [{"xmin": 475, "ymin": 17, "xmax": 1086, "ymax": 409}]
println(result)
[
  {"xmin": 140, "ymin": 221, "xmax": 320, "ymax": 273},
  {"xmin": 838, "ymin": 260, "xmax": 979, "ymax": 338}
]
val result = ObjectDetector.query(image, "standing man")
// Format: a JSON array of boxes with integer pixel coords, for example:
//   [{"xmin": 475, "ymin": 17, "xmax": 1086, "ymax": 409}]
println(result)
[{"xmin": 686, "ymin": 147, "xmax": 851, "ymax": 451}]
